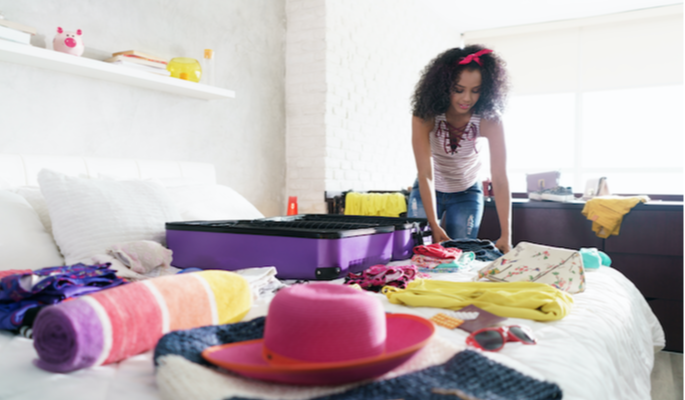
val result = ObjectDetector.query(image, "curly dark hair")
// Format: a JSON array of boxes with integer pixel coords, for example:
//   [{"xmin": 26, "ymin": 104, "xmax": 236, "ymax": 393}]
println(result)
[{"xmin": 411, "ymin": 44, "xmax": 510, "ymax": 121}]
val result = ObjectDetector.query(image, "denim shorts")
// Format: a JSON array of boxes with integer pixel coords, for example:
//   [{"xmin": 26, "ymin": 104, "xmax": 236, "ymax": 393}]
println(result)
[{"xmin": 407, "ymin": 178, "xmax": 484, "ymax": 239}]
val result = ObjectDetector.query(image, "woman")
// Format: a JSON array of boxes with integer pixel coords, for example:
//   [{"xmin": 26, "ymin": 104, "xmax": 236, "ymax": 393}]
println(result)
[{"xmin": 408, "ymin": 45, "xmax": 512, "ymax": 253}]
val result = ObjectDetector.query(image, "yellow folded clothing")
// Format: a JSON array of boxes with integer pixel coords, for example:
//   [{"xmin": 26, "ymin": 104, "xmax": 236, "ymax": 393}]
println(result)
[
  {"xmin": 343, "ymin": 192, "xmax": 360, "ymax": 215},
  {"xmin": 344, "ymin": 192, "xmax": 407, "ymax": 217},
  {"xmin": 382, "ymin": 279, "xmax": 574, "ymax": 321},
  {"xmin": 383, "ymin": 193, "xmax": 407, "ymax": 217},
  {"xmin": 581, "ymin": 196, "xmax": 649, "ymax": 238}
]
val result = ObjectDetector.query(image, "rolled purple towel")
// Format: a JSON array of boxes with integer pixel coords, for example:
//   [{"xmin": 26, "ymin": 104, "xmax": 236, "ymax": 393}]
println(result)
[
  {"xmin": 33, "ymin": 271, "xmax": 252, "ymax": 372},
  {"xmin": 33, "ymin": 299, "xmax": 104, "ymax": 373}
]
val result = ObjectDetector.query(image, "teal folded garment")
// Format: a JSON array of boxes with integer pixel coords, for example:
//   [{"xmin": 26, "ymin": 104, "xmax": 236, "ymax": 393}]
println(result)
[
  {"xmin": 580, "ymin": 248, "xmax": 612, "ymax": 269},
  {"xmin": 419, "ymin": 252, "xmax": 477, "ymax": 274}
]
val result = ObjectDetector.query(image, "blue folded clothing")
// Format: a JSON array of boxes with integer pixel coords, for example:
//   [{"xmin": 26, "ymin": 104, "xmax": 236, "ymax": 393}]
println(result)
[
  {"xmin": 154, "ymin": 317, "xmax": 563, "ymax": 400},
  {"xmin": 302, "ymin": 349, "xmax": 563, "ymax": 400},
  {"xmin": 441, "ymin": 238, "xmax": 504, "ymax": 262},
  {"xmin": 154, "ymin": 317, "xmax": 265, "ymax": 367}
]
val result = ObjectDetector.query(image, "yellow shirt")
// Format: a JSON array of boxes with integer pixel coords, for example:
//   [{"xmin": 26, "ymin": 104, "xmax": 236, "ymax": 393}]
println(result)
[
  {"xmin": 581, "ymin": 196, "xmax": 649, "ymax": 238},
  {"xmin": 383, "ymin": 279, "xmax": 573, "ymax": 321}
]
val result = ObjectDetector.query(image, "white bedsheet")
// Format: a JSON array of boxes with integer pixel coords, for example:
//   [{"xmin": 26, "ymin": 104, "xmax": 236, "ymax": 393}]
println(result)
[{"xmin": 0, "ymin": 266, "xmax": 664, "ymax": 400}]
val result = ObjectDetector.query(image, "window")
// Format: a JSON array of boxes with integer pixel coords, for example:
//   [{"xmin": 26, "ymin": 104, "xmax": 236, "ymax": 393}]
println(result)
[
  {"xmin": 502, "ymin": 93, "xmax": 576, "ymax": 192},
  {"xmin": 467, "ymin": 5, "xmax": 683, "ymax": 195}
]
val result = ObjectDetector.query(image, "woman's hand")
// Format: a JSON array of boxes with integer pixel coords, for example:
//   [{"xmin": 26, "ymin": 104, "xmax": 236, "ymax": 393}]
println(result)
[
  {"xmin": 495, "ymin": 237, "xmax": 512, "ymax": 254},
  {"xmin": 431, "ymin": 225, "xmax": 451, "ymax": 244}
]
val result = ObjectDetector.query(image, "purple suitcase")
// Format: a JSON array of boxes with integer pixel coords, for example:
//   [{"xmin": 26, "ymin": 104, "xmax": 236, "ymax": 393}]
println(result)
[
  {"xmin": 260, "ymin": 215, "xmax": 431, "ymax": 261},
  {"xmin": 166, "ymin": 219, "xmax": 395, "ymax": 280}
]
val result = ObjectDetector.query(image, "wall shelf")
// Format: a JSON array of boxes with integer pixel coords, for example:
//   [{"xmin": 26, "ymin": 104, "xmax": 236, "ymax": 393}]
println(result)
[{"xmin": 0, "ymin": 40, "xmax": 235, "ymax": 100}]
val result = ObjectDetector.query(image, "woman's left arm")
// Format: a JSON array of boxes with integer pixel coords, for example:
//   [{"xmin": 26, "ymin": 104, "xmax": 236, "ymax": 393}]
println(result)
[{"xmin": 481, "ymin": 118, "xmax": 512, "ymax": 254}]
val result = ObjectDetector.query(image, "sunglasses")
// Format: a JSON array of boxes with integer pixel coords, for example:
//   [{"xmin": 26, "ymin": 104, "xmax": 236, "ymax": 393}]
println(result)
[{"xmin": 465, "ymin": 325, "xmax": 537, "ymax": 352}]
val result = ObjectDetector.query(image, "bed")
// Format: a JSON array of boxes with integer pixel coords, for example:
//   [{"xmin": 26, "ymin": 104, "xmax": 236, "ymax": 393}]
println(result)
[{"xmin": 0, "ymin": 154, "xmax": 665, "ymax": 400}]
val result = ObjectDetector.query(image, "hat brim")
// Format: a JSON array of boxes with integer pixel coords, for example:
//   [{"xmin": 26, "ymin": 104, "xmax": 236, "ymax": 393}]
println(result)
[{"xmin": 202, "ymin": 313, "xmax": 435, "ymax": 386}]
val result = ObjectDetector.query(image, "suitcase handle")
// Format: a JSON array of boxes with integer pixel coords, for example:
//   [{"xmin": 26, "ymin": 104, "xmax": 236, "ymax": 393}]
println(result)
[{"xmin": 411, "ymin": 222, "xmax": 432, "ymax": 247}]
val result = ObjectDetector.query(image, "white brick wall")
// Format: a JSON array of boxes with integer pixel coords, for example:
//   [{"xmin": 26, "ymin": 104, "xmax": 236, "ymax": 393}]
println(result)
[
  {"xmin": 286, "ymin": 0, "xmax": 327, "ymax": 214},
  {"xmin": 286, "ymin": 0, "xmax": 461, "ymax": 214}
]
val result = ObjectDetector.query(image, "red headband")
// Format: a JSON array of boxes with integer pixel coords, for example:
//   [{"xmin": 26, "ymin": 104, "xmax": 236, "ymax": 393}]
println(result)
[{"xmin": 458, "ymin": 49, "xmax": 493, "ymax": 66}]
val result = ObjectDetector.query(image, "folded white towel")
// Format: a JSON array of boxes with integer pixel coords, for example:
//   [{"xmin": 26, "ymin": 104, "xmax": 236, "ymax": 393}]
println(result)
[{"xmin": 230, "ymin": 266, "xmax": 284, "ymax": 300}]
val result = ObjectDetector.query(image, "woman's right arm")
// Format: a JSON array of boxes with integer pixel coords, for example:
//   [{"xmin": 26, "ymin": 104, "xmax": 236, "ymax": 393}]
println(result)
[{"xmin": 411, "ymin": 116, "xmax": 451, "ymax": 243}]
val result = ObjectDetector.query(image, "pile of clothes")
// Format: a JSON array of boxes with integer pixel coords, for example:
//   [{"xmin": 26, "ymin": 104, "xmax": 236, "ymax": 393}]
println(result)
[
  {"xmin": 410, "ymin": 243, "xmax": 476, "ymax": 273},
  {"xmin": 441, "ymin": 239, "xmax": 504, "ymax": 262},
  {"xmin": 0, "ymin": 263, "xmax": 125, "ymax": 337}
]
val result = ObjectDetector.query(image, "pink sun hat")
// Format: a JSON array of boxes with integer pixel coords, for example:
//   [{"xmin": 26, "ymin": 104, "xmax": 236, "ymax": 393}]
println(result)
[{"xmin": 202, "ymin": 282, "xmax": 435, "ymax": 386}]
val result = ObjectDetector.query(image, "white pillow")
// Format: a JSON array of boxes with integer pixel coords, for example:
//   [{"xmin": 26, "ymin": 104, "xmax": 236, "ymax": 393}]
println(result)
[
  {"xmin": 163, "ymin": 183, "xmax": 264, "ymax": 221},
  {"xmin": 0, "ymin": 190, "xmax": 64, "ymax": 270},
  {"xmin": 0, "ymin": 178, "xmax": 12, "ymax": 190},
  {"xmin": 14, "ymin": 186, "xmax": 53, "ymax": 235},
  {"xmin": 151, "ymin": 177, "xmax": 207, "ymax": 188},
  {"xmin": 38, "ymin": 169, "xmax": 182, "ymax": 265}
]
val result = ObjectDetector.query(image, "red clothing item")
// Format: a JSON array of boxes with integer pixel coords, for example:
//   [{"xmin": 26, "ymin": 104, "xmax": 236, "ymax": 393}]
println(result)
[
  {"xmin": 413, "ymin": 243, "xmax": 462, "ymax": 260},
  {"xmin": 0, "ymin": 269, "xmax": 31, "ymax": 280}
]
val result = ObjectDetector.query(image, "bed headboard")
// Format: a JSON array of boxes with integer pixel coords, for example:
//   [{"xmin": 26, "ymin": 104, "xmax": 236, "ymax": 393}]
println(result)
[{"xmin": 0, "ymin": 154, "xmax": 216, "ymax": 187}]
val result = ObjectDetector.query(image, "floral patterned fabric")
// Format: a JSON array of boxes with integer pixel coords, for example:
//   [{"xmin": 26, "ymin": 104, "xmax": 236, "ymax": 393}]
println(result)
[
  {"xmin": 344, "ymin": 265, "xmax": 428, "ymax": 293},
  {"xmin": 477, "ymin": 242, "xmax": 586, "ymax": 294},
  {"xmin": 0, "ymin": 263, "xmax": 126, "ymax": 330}
]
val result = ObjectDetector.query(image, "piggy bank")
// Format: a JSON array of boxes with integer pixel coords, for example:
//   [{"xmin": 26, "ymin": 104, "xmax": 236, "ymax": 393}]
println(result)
[{"xmin": 53, "ymin": 27, "xmax": 84, "ymax": 56}]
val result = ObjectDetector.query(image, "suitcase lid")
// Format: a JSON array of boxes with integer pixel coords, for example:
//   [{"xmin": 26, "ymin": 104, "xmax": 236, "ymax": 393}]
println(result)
[
  {"xmin": 262, "ymin": 214, "xmax": 429, "ymax": 231},
  {"xmin": 165, "ymin": 219, "xmax": 395, "ymax": 239}
]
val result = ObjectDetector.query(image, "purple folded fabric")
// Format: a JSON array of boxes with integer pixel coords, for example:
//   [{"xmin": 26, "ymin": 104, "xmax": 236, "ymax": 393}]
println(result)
[
  {"xmin": 0, "ymin": 263, "xmax": 126, "ymax": 331},
  {"xmin": 32, "ymin": 299, "xmax": 105, "ymax": 373}
]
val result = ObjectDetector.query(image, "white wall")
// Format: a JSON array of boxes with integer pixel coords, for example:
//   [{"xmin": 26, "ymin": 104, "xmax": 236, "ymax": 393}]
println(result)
[
  {"xmin": 285, "ymin": 0, "xmax": 327, "ymax": 213},
  {"xmin": 286, "ymin": 0, "xmax": 462, "ymax": 214},
  {"xmin": 0, "ymin": 0, "xmax": 286, "ymax": 216}
]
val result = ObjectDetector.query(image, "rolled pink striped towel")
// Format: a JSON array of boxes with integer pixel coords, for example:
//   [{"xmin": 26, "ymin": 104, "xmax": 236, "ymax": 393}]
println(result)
[{"xmin": 32, "ymin": 270, "xmax": 252, "ymax": 372}]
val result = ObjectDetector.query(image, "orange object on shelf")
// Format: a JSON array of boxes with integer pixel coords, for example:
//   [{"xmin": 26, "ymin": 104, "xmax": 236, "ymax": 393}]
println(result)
[{"xmin": 287, "ymin": 196, "xmax": 298, "ymax": 215}]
